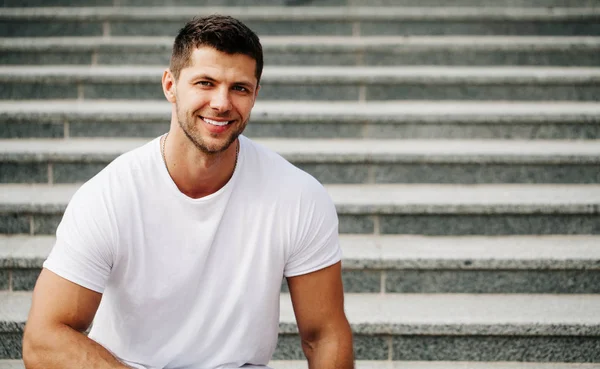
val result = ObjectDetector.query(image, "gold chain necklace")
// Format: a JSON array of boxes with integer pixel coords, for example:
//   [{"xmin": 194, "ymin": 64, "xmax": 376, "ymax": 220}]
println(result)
[{"xmin": 161, "ymin": 132, "xmax": 240, "ymax": 176}]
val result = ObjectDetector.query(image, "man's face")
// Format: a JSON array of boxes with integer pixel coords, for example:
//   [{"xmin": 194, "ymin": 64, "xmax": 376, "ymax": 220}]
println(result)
[{"xmin": 171, "ymin": 46, "xmax": 259, "ymax": 154}]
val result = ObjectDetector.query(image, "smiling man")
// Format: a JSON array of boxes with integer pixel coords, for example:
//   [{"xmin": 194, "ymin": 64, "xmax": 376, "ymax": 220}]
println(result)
[{"xmin": 22, "ymin": 15, "xmax": 354, "ymax": 369}]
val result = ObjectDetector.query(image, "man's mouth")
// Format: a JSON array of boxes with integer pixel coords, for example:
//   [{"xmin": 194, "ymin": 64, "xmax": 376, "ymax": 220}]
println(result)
[{"xmin": 202, "ymin": 117, "xmax": 233, "ymax": 127}]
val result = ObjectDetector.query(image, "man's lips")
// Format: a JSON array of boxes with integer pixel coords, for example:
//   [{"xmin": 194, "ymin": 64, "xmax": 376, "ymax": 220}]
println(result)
[{"xmin": 201, "ymin": 116, "xmax": 233, "ymax": 127}]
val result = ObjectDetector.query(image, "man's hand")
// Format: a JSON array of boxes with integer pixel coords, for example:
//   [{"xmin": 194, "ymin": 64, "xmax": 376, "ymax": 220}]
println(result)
[
  {"xmin": 287, "ymin": 261, "xmax": 354, "ymax": 369},
  {"xmin": 23, "ymin": 268, "xmax": 131, "ymax": 369}
]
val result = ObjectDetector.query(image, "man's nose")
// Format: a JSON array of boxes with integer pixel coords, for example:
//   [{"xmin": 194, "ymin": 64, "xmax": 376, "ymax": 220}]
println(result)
[{"xmin": 210, "ymin": 87, "xmax": 232, "ymax": 113}]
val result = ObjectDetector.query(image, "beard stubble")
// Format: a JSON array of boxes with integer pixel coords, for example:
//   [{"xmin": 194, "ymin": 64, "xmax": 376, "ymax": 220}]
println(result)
[{"xmin": 176, "ymin": 103, "xmax": 248, "ymax": 155}]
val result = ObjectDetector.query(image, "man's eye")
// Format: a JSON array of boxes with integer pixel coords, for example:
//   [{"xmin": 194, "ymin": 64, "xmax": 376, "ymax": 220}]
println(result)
[
  {"xmin": 197, "ymin": 81, "xmax": 212, "ymax": 86},
  {"xmin": 233, "ymin": 86, "xmax": 247, "ymax": 92}
]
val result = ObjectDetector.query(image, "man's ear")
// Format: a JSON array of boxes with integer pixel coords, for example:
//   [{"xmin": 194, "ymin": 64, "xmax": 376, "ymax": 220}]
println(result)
[{"xmin": 162, "ymin": 69, "xmax": 177, "ymax": 103}]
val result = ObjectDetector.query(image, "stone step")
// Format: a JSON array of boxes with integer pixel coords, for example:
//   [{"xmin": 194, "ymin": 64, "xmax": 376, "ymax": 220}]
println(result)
[
  {"xmin": 2, "ymin": 36, "xmax": 600, "ymax": 67},
  {"xmin": 1, "ymin": 65, "xmax": 599, "ymax": 101},
  {"xmin": 2, "ymin": 361, "xmax": 600, "ymax": 369},
  {"xmin": 2, "ymin": 138, "xmax": 600, "ymax": 184},
  {"xmin": 2, "ymin": 100, "xmax": 599, "ymax": 140},
  {"xmin": 1, "ymin": 7, "xmax": 599, "ymax": 37},
  {"xmin": 2, "ymin": 234, "xmax": 600, "ymax": 294},
  {"xmin": 273, "ymin": 363, "xmax": 600, "ymax": 369},
  {"xmin": 1, "ymin": 291, "xmax": 599, "ymax": 361},
  {"xmin": 3, "ymin": 0, "xmax": 600, "ymax": 7},
  {"xmin": 1, "ymin": 183, "xmax": 599, "ymax": 236}
]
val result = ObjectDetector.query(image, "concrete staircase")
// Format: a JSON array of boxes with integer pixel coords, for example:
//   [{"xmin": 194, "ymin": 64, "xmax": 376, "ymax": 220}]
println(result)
[{"xmin": 1, "ymin": 0, "xmax": 600, "ymax": 366}]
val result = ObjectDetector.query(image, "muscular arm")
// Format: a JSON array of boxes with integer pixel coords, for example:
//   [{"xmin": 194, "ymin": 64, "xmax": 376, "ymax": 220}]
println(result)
[
  {"xmin": 23, "ymin": 268, "xmax": 130, "ymax": 369},
  {"xmin": 287, "ymin": 261, "xmax": 354, "ymax": 369}
]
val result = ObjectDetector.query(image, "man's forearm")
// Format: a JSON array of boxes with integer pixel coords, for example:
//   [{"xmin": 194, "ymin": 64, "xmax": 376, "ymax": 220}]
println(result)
[
  {"xmin": 303, "ymin": 325, "xmax": 354, "ymax": 369},
  {"xmin": 23, "ymin": 323, "xmax": 130, "ymax": 369}
]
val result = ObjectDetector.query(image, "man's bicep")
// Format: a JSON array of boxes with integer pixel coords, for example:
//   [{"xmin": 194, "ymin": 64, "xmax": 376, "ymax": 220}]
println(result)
[
  {"xmin": 287, "ymin": 261, "xmax": 347, "ymax": 340},
  {"xmin": 27, "ymin": 268, "xmax": 102, "ymax": 333}
]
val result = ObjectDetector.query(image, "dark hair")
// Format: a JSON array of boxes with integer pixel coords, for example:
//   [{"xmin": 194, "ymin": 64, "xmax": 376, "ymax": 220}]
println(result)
[{"xmin": 170, "ymin": 15, "xmax": 263, "ymax": 84}]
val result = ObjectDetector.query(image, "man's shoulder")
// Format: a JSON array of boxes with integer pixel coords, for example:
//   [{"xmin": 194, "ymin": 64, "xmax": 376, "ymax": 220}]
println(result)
[
  {"xmin": 241, "ymin": 136, "xmax": 331, "ymax": 204},
  {"xmin": 241, "ymin": 136, "xmax": 322, "ymax": 189},
  {"xmin": 74, "ymin": 138, "xmax": 159, "ymax": 198}
]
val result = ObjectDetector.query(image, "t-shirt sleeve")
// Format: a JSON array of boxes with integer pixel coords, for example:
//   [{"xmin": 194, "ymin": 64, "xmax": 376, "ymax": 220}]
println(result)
[
  {"xmin": 43, "ymin": 180, "xmax": 116, "ymax": 293},
  {"xmin": 284, "ymin": 179, "xmax": 342, "ymax": 277}
]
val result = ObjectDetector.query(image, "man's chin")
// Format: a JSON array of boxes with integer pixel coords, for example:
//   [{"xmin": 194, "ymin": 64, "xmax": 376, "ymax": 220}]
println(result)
[{"xmin": 196, "ymin": 135, "xmax": 238, "ymax": 155}]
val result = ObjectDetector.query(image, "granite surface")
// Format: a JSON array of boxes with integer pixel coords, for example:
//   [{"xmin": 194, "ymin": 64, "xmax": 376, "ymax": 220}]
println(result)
[
  {"xmin": 3, "ymin": 37, "xmax": 599, "ymax": 68},
  {"xmin": 2, "ymin": 0, "xmax": 599, "ymax": 6},
  {"xmin": 365, "ymin": 50, "xmax": 600, "ymax": 67},
  {"xmin": 10, "ymin": 269, "xmax": 40, "ymax": 291},
  {"xmin": 5, "ymin": 292, "xmax": 597, "ymax": 337},
  {"xmin": 2, "ymin": 291, "xmax": 600, "ymax": 360},
  {"xmin": 0, "ymin": 163, "xmax": 47, "ymax": 184},
  {"xmin": 0, "ymin": 21, "xmax": 103, "ymax": 38},
  {"xmin": 5, "ymin": 65, "xmax": 600, "ymax": 86},
  {"xmin": 52, "ymin": 163, "xmax": 106, "ymax": 184},
  {"xmin": 245, "ymin": 122, "xmax": 364, "ymax": 139},
  {"xmin": 272, "ymin": 361, "xmax": 600, "ymax": 369},
  {"xmin": 3, "ymin": 234, "xmax": 599, "ymax": 271},
  {"xmin": 0, "ymin": 215, "xmax": 29, "ymax": 235},
  {"xmin": 274, "ymin": 334, "xmax": 389, "ymax": 360},
  {"xmin": 0, "ymin": 359, "xmax": 23, "ymax": 369},
  {"xmin": 353, "ymin": 335, "xmax": 389, "ymax": 360},
  {"xmin": 340, "ymin": 234, "xmax": 600, "ymax": 270},
  {"xmin": 0, "ymin": 122, "xmax": 64, "ymax": 139},
  {"xmin": 338, "ymin": 215, "xmax": 375, "ymax": 234},
  {"xmin": 0, "ymin": 293, "xmax": 29, "ymax": 328},
  {"xmin": 83, "ymin": 83, "xmax": 163, "ymax": 100},
  {"xmin": 4, "ymin": 138, "xmax": 600, "ymax": 165},
  {"xmin": 32, "ymin": 215, "xmax": 62, "ymax": 235},
  {"xmin": 352, "ymin": 0, "xmax": 600, "ymax": 5},
  {"xmin": 2, "ymin": 184, "xmax": 600, "ymax": 235},
  {"xmin": 392, "ymin": 336, "xmax": 600, "ymax": 362},
  {"xmin": 0, "ymin": 83, "xmax": 76, "ymax": 100},
  {"xmin": 7, "ymin": 119, "xmax": 599, "ymax": 140},
  {"xmin": 0, "ymin": 271, "xmax": 8, "ymax": 290},
  {"xmin": 366, "ymin": 122, "xmax": 600, "ymax": 140},
  {"xmin": 0, "ymin": 334, "xmax": 21, "ymax": 360},
  {"xmin": 367, "ymin": 85, "xmax": 600, "ymax": 102},
  {"xmin": 0, "ymin": 234, "xmax": 56, "ymax": 269},
  {"xmin": 110, "ymin": 20, "xmax": 353, "ymax": 37},
  {"xmin": 264, "ymin": 52, "xmax": 358, "ymax": 67},
  {"xmin": 342, "ymin": 270, "xmax": 381, "ymax": 293},
  {"xmin": 245, "ymin": 21, "xmax": 353, "ymax": 37},
  {"xmin": 0, "ymin": 100, "xmax": 598, "ymax": 125},
  {"xmin": 0, "ymin": 52, "xmax": 92, "ymax": 66},
  {"xmin": 295, "ymin": 163, "xmax": 369, "ymax": 184},
  {"xmin": 327, "ymin": 184, "xmax": 600, "ymax": 215},
  {"xmin": 1, "ymin": 7, "xmax": 596, "ymax": 21},
  {"xmin": 69, "ymin": 122, "xmax": 168, "ymax": 138},
  {"xmin": 380, "ymin": 214, "xmax": 600, "ymax": 235},
  {"xmin": 360, "ymin": 21, "xmax": 600, "ymax": 37},
  {"xmin": 258, "ymin": 84, "xmax": 359, "ymax": 101},
  {"xmin": 385, "ymin": 270, "xmax": 600, "ymax": 294},
  {"xmin": 2, "ymin": 360, "xmax": 600, "ymax": 369},
  {"xmin": 279, "ymin": 293, "xmax": 600, "ymax": 336},
  {"xmin": 272, "ymin": 335, "xmax": 304, "ymax": 360},
  {"xmin": 98, "ymin": 52, "xmax": 170, "ymax": 66},
  {"xmin": 333, "ymin": 184, "xmax": 600, "ymax": 215},
  {"xmin": 374, "ymin": 164, "xmax": 600, "ymax": 184}
]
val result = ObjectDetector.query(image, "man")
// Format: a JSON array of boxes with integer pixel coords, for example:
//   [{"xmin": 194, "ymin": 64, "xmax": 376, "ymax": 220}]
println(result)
[{"xmin": 22, "ymin": 15, "xmax": 354, "ymax": 369}]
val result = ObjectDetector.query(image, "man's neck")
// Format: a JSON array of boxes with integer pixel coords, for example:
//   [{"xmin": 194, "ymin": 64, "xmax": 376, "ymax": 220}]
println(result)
[{"xmin": 161, "ymin": 131, "xmax": 238, "ymax": 199}]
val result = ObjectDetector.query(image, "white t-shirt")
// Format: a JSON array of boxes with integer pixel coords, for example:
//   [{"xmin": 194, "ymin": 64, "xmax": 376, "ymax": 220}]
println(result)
[{"xmin": 43, "ymin": 135, "xmax": 342, "ymax": 369}]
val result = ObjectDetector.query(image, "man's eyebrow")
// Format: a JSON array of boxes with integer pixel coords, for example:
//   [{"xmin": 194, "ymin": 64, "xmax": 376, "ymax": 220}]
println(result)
[
  {"xmin": 192, "ymin": 74, "xmax": 256, "ymax": 90},
  {"xmin": 194, "ymin": 74, "xmax": 217, "ymax": 82},
  {"xmin": 234, "ymin": 81, "xmax": 255, "ymax": 90}
]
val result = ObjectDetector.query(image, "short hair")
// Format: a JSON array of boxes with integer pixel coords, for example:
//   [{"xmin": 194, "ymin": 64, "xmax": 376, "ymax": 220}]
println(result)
[{"xmin": 170, "ymin": 15, "xmax": 263, "ymax": 85}]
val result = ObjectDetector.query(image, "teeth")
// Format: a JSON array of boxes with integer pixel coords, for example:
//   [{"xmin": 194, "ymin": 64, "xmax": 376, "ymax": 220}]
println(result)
[{"xmin": 203, "ymin": 117, "xmax": 230, "ymax": 126}]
